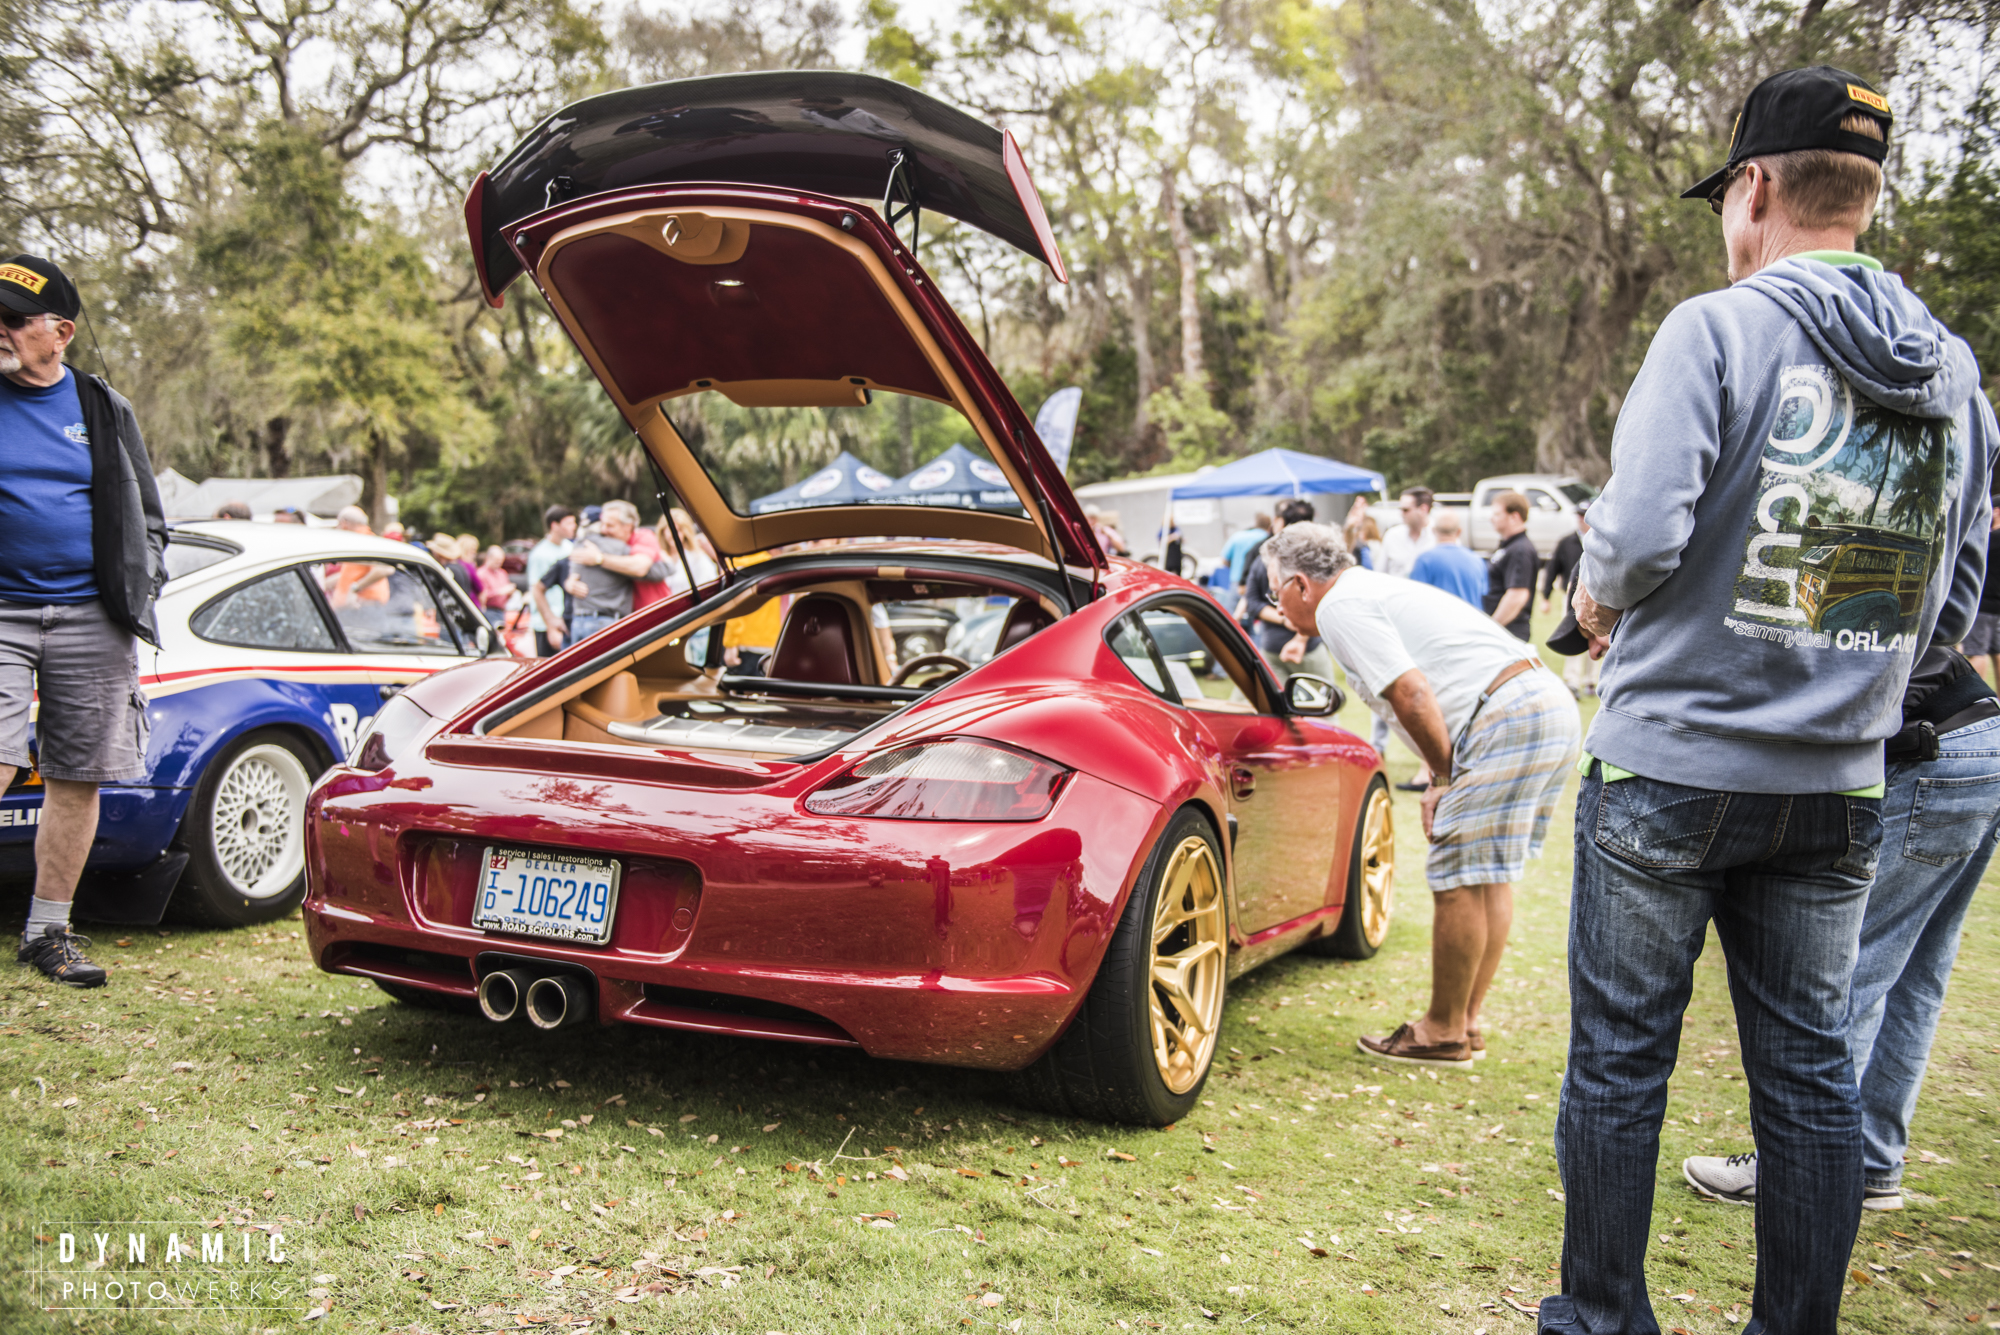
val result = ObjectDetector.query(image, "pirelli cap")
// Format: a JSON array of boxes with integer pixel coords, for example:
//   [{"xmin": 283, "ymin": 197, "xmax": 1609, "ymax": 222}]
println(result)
[
  {"xmin": 0, "ymin": 254, "xmax": 81, "ymax": 320},
  {"xmin": 1683, "ymin": 65, "xmax": 1893, "ymax": 201}
]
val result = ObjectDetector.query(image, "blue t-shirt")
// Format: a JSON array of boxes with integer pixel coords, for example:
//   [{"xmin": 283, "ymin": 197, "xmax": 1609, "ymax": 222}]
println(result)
[
  {"xmin": 0, "ymin": 369, "xmax": 96, "ymax": 604},
  {"xmin": 1409, "ymin": 543, "xmax": 1488, "ymax": 609},
  {"xmin": 1221, "ymin": 528, "xmax": 1267, "ymax": 586}
]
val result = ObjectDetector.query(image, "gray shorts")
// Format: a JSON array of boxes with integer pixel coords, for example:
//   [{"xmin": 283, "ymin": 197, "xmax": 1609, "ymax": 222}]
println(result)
[
  {"xmin": 1962, "ymin": 611, "xmax": 2000, "ymax": 658},
  {"xmin": 0, "ymin": 599, "xmax": 148, "ymax": 783}
]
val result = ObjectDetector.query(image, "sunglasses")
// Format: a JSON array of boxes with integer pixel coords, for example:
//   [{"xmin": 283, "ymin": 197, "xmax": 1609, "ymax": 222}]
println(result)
[
  {"xmin": 0, "ymin": 311, "xmax": 61, "ymax": 330},
  {"xmin": 1707, "ymin": 164, "xmax": 1747, "ymax": 216}
]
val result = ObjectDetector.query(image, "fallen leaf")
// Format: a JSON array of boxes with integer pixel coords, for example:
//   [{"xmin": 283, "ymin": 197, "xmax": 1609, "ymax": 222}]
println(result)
[
  {"xmin": 1107, "ymin": 1151, "xmax": 1137, "ymax": 1162},
  {"xmin": 980, "ymin": 1294, "xmax": 1004, "ymax": 1308},
  {"xmin": 679, "ymin": 1113, "xmax": 698, "ymax": 1124},
  {"xmin": 763, "ymin": 1123, "xmax": 781, "ymax": 1133}
]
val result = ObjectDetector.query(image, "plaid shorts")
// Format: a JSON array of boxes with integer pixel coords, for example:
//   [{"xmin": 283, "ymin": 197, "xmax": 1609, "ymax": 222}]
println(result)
[{"xmin": 1426, "ymin": 668, "xmax": 1581, "ymax": 891}]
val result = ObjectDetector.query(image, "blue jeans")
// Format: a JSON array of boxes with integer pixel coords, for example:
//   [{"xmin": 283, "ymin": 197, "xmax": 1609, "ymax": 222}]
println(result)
[
  {"xmin": 568, "ymin": 613, "xmax": 619, "ymax": 645},
  {"xmin": 1850, "ymin": 714, "xmax": 2000, "ymax": 1188},
  {"xmin": 1543, "ymin": 769, "xmax": 1881, "ymax": 1335}
]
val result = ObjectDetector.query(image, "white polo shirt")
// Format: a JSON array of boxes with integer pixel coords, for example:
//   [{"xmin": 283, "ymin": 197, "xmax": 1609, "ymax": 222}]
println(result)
[{"xmin": 1314, "ymin": 567, "xmax": 1538, "ymax": 738}]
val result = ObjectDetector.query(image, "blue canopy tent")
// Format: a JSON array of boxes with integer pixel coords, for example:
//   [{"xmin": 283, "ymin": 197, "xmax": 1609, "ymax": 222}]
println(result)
[
  {"xmin": 1168, "ymin": 447, "xmax": 1384, "ymax": 583},
  {"xmin": 1168, "ymin": 448, "xmax": 1384, "ymax": 500},
  {"xmin": 747, "ymin": 451, "xmax": 897, "ymax": 514},
  {"xmin": 870, "ymin": 443, "xmax": 1023, "ymax": 510}
]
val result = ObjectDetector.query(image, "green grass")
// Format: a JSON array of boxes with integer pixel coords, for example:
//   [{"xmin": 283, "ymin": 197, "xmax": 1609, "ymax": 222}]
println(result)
[{"xmin": 4, "ymin": 625, "xmax": 2000, "ymax": 1332}]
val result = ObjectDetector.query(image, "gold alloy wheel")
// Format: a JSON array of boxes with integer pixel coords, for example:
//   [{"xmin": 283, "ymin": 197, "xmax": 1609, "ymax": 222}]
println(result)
[
  {"xmin": 1149, "ymin": 836, "xmax": 1227, "ymax": 1094},
  {"xmin": 1357, "ymin": 784, "xmax": 1396, "ymax": 949}
]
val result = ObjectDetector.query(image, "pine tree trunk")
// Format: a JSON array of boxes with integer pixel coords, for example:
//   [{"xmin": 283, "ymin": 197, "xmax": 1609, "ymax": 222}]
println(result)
[
  {"xmin": 1122, "ymin": 258, "xmax": 1156, "ymax": 442},
  {"xmin": 1161, "ymin": 166, "xmax": 1206, "ymax": 387}
]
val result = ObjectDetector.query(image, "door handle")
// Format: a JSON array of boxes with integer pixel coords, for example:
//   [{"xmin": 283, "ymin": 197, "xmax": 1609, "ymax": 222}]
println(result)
[{"xmin": 1230, "ymin": 766, "xmax": 1256, "ymax": 799}]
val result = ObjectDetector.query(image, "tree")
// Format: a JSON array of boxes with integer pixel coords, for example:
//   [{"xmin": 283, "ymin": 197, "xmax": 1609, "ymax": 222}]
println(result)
[{"xmin": 198, "ymin": 123, "xmax": 492, "ymax": 527}]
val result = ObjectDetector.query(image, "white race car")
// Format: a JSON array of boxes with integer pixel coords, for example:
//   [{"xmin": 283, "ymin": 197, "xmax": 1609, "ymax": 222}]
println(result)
[{"xmin": 1, "ymin": 521, "xmax": 504, "ymax": 927}]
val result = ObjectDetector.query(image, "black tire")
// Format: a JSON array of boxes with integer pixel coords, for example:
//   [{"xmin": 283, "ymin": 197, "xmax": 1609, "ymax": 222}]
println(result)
[
  {"xmin": 1306, "ymin": 774, "xmax": 1395, "ymax": 960},
  {"xmin": 374, "ymin": 980, "xmax": 482, "ymax": 1015},
  {"xmin": 166, "ymin": 729, "xmax": 322, "ymax": 927},
  {"xmin": 1018, "ymin": 808, "xmax": 1228, "ymax": 1125}
]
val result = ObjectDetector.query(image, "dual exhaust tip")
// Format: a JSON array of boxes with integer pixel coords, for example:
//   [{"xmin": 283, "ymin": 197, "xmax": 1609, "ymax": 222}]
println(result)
[{"xmin": 478, "ymin": 968, "xmax": 592, "ymax": 1030}]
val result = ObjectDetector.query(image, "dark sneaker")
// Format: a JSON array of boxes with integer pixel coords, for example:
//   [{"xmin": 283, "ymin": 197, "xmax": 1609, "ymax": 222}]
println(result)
[
  {"xmin": 1863, "ymin": 1183, "xmax": 1904, "ymax": 1212},
  {"xmin": 1357, "ymin": 1022, "xmax": 1474, "ymax": 1070},
  {"xmin": 18, "ymin": 925, "xmax": 107, "ymax": 988},
  {"xmin": 1682, "ymin": 1151, "xmax": 1757, "ymax": 1205}
]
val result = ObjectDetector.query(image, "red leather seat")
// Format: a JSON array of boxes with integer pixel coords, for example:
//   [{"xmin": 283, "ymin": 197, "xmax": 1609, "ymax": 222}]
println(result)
[
  {"xmin": 769, "ymin": 594, "xmax": 862, "ymax": 685},
  {"xmin": 995, "ymin": 600, "xmax": 1054, "ymax": 653}
]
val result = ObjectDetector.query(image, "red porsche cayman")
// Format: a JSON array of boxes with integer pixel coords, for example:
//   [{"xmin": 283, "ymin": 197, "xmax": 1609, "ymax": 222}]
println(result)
[{"xmin": 303, "ymin": 71, "xmax": 1396, "ymax": 1126}]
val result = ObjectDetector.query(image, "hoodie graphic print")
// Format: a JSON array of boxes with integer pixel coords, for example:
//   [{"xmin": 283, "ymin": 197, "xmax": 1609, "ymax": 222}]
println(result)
[{"xmin": 1729, "ymin": 363, "xmax": 1960, "ymax": 651}]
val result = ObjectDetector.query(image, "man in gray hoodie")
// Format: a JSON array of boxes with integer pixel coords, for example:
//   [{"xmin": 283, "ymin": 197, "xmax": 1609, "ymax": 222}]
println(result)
[{"xmin": 1540, "ymin": 67, "xmax": 1997, "ymax": 1335}]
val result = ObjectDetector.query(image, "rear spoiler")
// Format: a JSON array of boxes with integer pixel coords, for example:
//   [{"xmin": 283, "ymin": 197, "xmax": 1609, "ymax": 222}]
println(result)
[{"xmin": 465, "ymin": 70, "xmax": 1068, "ymax": 307}]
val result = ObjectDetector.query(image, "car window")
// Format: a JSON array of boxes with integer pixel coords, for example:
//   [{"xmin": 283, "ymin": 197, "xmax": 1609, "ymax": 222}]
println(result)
[
  {"xmin": 1138, "ymin": 603, "xmax": 1267, "ymax": 714},
  {"xmin": 191, "ymin": 569, "xmax": 338, "ymax": 652},
  {"xmin": 1526, "ymin": 488, "xmax": 1563, "ymax": 513},
  {"xmin": 1558, "ymin": 482, "xmax": 1597, "ymax": 506},
  {"xmin": 1475, "ymin": 488, "xmax": 1499, "ymax": 508},
  {"xmin": 164, "ymin": 535, "xmax": 239, "ymax": 582},
  {"xmin": 1107, "ymin": 614, "xmax": 1173, "ymax": 700},
  {"xmin": 310, "ymin": 560, "xmax": 464, "ymax": 656}
]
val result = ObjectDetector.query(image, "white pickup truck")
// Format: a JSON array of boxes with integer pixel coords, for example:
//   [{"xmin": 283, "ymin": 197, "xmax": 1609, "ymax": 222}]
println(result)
[{"xmin": 1370, "ymin": 474, "xmax": 1597, "ymax": 559}]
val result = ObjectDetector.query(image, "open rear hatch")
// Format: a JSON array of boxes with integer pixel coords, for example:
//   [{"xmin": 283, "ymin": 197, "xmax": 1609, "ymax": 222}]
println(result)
[{"xmin": 466, "ymin": 71, "xmax": 1099, "ymax": 574}]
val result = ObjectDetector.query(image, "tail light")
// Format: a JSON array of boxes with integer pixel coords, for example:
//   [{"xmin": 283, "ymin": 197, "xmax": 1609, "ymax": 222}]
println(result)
[{"xmin": 804, "ymin": 739, "xmax": 1069, "ymax": 821}]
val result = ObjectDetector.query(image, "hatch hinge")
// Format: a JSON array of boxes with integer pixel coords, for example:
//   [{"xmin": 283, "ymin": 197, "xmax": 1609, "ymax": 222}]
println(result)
[{"xmin": 881, "ymin": 149, "xmax": 921, "ymax": 259}]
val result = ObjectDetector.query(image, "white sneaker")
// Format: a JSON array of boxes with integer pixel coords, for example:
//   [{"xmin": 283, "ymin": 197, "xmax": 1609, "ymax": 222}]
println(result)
[
  {"xmin": 1682, "ymin": 1151, "xmax": 1758, "ymax": 1205},
  {"xmin": 1683, "ymin": 1150, "xmax": 1904, "ymax": 1211}
]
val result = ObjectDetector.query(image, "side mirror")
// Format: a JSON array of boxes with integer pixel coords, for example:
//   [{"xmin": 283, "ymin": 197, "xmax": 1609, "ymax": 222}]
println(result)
[
  {"xmin": 475, "ymin": 623, "xmax": 495, "ymax": 655},
  {"xmin": 1285, "ymin": 673, "xmax": 1344, "ymax": 717}
]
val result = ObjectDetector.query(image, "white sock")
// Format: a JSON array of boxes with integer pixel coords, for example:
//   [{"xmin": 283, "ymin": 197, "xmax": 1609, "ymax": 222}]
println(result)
[{"xmin": 23, "ymin": 895, "xmax": 69, "ymax": 943}]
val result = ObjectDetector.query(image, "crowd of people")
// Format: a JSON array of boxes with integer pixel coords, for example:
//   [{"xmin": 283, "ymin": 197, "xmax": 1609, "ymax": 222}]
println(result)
[{"xmin": 205, "ymin": 497, "xmax": 725, "ymax": 658}]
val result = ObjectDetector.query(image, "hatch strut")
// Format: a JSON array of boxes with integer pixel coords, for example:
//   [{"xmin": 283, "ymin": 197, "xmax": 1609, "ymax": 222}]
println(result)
[{"xmin": 881, "ymin": 149, "xmax": 920, "ymax": 259}]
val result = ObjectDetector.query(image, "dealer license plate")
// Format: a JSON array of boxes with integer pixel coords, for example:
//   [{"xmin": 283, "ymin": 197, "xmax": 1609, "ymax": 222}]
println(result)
[{"xmin": 473, "ymin": 847, "xmax": 622, "ymax": 945}]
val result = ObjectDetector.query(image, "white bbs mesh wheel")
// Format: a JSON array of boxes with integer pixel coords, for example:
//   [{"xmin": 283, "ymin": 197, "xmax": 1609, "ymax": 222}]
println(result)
[{"xmin": 206, "ymin": 742, "xmax": 311, "ymax": 900}]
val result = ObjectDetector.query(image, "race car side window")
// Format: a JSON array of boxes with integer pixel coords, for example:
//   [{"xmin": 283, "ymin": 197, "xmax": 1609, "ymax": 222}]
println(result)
[
  {"xmin": 311, "ymin": 560, "xmax": 464, "ymax": 656},
  {"xmin": 191, "ymin": 569, "xmax": 339, "ymax": 652}
]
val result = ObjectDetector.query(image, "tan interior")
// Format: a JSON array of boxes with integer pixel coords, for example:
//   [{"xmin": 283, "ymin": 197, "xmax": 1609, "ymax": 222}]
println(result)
[{"xmin": 485, "ymin": 570, "xmax": 1062, "ymax": 763}]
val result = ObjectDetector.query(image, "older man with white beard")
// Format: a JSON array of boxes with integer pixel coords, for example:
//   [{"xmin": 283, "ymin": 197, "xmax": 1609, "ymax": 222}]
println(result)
[{"xmin": 0, "ymin": 254, "xmax": 166, "ymax": 989}]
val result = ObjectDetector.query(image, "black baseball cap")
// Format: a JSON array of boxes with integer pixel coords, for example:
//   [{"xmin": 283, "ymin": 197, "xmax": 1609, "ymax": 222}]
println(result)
[
  {"xmin": 0, "ymin": 254, "xmax": 81, "ymax": 320},
  {"xmin": 1682, "ymin": 65, "xmax": 1893, "ymax": 201}
]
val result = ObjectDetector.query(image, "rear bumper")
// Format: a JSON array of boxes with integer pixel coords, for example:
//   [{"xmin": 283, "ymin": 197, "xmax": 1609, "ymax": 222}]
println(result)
[{"xmin": 303, "ymin": 764, "xmax": 1162, "ymax": 1069}]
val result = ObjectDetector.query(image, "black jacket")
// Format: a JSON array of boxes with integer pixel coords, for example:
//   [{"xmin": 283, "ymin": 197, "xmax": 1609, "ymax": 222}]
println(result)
[{"xmin": 72, "ymin": 370, "xmax": 167, "ymax": 646}]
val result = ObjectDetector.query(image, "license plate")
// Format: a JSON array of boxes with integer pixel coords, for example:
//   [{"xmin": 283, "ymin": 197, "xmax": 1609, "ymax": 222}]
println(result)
[{"xmin": 474, "ymin": 846, "xmax": 621, "ymax": 945}]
